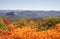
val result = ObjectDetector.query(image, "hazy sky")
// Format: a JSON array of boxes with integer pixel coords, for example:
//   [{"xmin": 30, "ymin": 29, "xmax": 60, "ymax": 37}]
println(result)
[{"xmin": 0, "ymin": 0, "xmax": 60, "ymax": 10}]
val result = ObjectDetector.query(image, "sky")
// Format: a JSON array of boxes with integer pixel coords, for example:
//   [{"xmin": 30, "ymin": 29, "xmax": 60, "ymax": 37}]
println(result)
[{"xmin": 0, "ymin": 0, "xmax": 60, "ymax": 10}]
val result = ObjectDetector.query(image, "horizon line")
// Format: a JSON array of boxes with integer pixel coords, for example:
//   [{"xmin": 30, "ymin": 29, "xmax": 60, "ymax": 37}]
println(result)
[{"xmin": 0, "ymin": 9, "xmax": 60, "ymax": 11}]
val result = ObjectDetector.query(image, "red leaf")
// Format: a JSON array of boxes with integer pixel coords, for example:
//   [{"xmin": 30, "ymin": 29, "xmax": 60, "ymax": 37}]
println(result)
[{"xmin": 3, "ymin": 18, "xmax": 10, "ymax": 25}]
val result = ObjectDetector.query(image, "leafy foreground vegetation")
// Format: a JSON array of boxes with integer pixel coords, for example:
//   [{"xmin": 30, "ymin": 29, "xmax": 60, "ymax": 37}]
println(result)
[{"xmin": 0, "ymin": 17, "xmax": 60, "ymax": 39}]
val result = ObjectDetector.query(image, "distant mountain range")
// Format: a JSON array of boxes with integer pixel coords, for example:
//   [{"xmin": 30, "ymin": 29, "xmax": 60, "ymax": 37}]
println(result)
[
  {"xmin": 0, "ymin": 10, "xmax": 60, "ymax": 21},
  {"xmin": 0, "ymin": 10, "xmax": 60, "ymax": 17}
]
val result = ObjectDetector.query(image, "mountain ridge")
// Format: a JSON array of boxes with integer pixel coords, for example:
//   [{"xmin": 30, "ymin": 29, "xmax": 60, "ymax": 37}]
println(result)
[{"xmin": 0, "ymin": 10, "xmax": 60, "ymax": 18}]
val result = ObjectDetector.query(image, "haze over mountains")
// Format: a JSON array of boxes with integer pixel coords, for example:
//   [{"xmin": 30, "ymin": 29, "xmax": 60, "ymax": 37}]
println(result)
[{"xmin": 0, "ymin": 10, "xmax": 60, "ymax": 18}]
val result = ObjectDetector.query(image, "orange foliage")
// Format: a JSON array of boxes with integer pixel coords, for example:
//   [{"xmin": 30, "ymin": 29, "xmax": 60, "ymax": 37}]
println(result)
[
  {"xmin": 55, "ymin": 23, "xmax": 60, "ymax": 29},
  {"xmin": 0, "ymin": 18, "xmax": 60, "ymax": 39},
  {"xmin": 0, "ymin": 26, "xmax": 60, "ymax": 39},
  {"xmin": 9, "ymin": 24, "xmax": 16, "ymax": 30}
]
